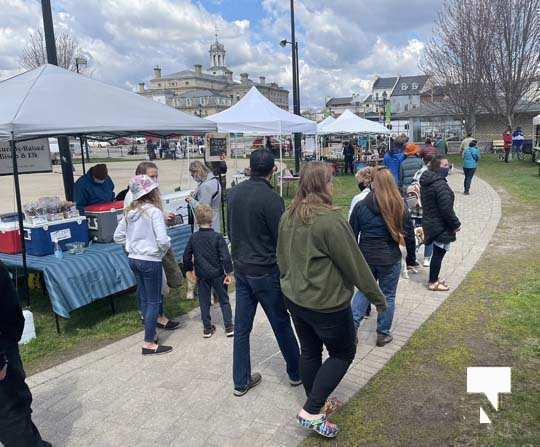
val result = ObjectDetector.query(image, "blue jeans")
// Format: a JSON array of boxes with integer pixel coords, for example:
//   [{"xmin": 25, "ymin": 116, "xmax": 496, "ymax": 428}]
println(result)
[
  {"xmin": 129, "ymin": 258, "xmax": 163, "ymax": 343},
  {"xmin": 351, "ymin": 261, "xmax": 401, "ymax": 335},
  {"xmin": 233, "ymin": 270, "xmax": 300, "ymax": 389},
  {"xmin": 424, "ymin": 243, "xmax": 433, "ymax": 258}
]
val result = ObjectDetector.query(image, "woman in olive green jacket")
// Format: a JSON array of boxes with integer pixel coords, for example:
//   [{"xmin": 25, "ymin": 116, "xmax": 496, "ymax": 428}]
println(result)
[{"xmin": 277, "ymin": 162, "xmax": 386, "ymax": 439}]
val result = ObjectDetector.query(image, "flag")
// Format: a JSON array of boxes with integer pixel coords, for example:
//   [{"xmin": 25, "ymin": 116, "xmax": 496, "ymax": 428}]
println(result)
[{"xmin": 384, "ymin": 101, "xmax": 392, "ymax": 124}]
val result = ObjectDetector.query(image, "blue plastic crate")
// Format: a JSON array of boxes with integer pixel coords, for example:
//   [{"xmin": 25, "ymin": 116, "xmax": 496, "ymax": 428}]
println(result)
[{"xmin": 24, "ymin": 217, "xmax": 89, "ymax": 256}]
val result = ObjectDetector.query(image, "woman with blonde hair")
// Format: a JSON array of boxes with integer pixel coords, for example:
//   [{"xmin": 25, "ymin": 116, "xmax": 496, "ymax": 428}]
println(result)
[
  {"xmin": 349, "ymin": 167, "xmax": 414, "ymax": 346},
  {"xmin": 348, "ymin": 166, "xmax": 374, "ymax": 218},
  {"xmin": 277, "ymin": 162, "xmax": 386, "ymax": 439},
  {"xmin": 114, "ymin": 175, "xmax": 172, "ymax": 356},
  {"xmin": 186, "ymin": 160, "xmax": 221, "ymax": 232}
]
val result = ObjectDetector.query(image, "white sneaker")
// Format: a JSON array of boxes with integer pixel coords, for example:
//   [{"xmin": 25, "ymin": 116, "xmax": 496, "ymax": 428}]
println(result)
[{"xmin": 423, "ymin": 257, "xmax": 431, "ymax": 267}]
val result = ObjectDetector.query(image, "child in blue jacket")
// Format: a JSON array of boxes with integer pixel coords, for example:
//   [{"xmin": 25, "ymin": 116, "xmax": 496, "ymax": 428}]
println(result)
[{"xmin": 462, "ymin": 140, "xmax": 481, "ymax": 195}]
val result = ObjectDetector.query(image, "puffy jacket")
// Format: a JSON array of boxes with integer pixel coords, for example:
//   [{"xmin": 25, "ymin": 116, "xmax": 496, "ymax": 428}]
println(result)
[
  {"xmin": 383, "ymin": 148, "xmax": 405, "ymax": 183},
  {"xmin": 114, "ymin": 204, "xmax": 170, "ymax": 261},
  {"xmin": 399, "ymin": 155, "xmax": 424, "ymax": 191},
  {"xmin": 420, "ymin": 170, "xmax": 461, "ymax": 244},
  {"xmin": 74, "ymin": 168, "xmax": 115, "ymax": 211},
  {"xmin": 349, "ymin": 191, "xmax": 415, "ymax": 266},
  {"xmin": 463, "ymin": 146, "xmax": 481, "ymax": 169},
  {"xmin": 182, "ymin": 228, "xmax": 233, "ymax": 280}
]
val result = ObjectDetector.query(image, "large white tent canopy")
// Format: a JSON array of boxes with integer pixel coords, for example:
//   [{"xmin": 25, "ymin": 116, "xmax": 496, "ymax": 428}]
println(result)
[
  {"xmin": 0, "ymin": 64, "xmax": 216, "ymax": 142},
  {"xmin": 534, "ymin": 114, "xmax": 540, "ymax": 126},
  {"xmin": 321, "ymin": 109, "xmax": 390, "ymax": 135},
  {"xmin": 317, "ymin": 115, "xmax": 335, "ymax": 133},
  {"xmin": 207, "ymin": 86, "xmax": 316, "ymax": 135}
]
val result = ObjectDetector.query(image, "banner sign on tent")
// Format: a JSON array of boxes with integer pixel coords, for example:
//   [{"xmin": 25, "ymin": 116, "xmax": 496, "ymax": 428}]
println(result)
[
  {"xmin": 0, "ymin": 138, "xmax": 52, "ymax": 176},
  {"xmin": 205, "ymin": 133, "xmax": 230, "ymax": 161}
]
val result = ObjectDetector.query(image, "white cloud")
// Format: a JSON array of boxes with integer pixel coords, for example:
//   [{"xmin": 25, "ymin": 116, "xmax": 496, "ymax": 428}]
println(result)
[{"xmin": 0, "ymin": 0, "xmax": 440, "ymax": 107}]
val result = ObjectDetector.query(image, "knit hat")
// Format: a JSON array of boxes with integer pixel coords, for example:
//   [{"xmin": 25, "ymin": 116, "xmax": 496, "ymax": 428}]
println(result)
[
  {"xmin": 92, "ymin": 164, "xmax": 108, "ymax": 180},
  {"xmin": 129, "ymin": 175, "xmax": 159, "ymax": 201},
  {"xmin": 404, "ymin": 143, "xmax": 419, "ymax": 156}
]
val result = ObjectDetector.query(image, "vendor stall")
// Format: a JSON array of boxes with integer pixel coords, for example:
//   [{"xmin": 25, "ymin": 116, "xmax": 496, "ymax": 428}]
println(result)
[
  {"xmin": 207, "ymin": 87, "xmax": 317, "ymax": 194},
  {"xmin": 0, "ymin": 64, "xmax": 217, "ymax": 317},
  {"xmin": 319, "ymin": 109, "xmax": 390, "ymax": 172}
]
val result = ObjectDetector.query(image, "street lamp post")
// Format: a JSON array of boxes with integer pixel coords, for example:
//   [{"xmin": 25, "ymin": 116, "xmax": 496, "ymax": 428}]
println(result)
[{"xmin": 279, "ymin": 0, "xmax": 302, "ymax": 174}]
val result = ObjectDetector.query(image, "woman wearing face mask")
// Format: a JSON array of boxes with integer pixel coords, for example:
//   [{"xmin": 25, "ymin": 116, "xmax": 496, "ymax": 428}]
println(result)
[
  {"xmin": 348, "ymin": 167, "xmax": 373, "ymax": 219},
  {"xmin": 186, "ymin": 161, "xmax": 222, "ymax": 232},
  {"xmin": 419, "ymin": 156, "xmax": 461, "ymax": 291}
]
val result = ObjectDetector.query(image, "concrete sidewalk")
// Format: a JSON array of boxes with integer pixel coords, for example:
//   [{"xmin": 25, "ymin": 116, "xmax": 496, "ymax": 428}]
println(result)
[{"xmin": 28, "ymin": 172, "xmax": 501, "ymax": 446}]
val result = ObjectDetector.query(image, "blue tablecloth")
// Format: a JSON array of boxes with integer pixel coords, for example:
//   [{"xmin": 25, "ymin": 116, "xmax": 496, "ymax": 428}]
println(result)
[{"xmin": 0, "ymin": 225, "xmax": 191, "ymax": 318}]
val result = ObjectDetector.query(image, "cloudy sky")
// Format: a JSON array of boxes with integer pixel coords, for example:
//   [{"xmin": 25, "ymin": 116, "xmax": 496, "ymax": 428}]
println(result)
[{"xmin": 0, "ymin": 0, "xmax": 442, "ymax": 108}]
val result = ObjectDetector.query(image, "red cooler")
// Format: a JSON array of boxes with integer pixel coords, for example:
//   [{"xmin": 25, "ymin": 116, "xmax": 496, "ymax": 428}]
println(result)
[
  {"xmin": 84, "ymin": 201, "xmax": 124, "ymax": 243},
  {"xmin": 0, "ymin": 222, "xmax": 22, "ymax": 254}
]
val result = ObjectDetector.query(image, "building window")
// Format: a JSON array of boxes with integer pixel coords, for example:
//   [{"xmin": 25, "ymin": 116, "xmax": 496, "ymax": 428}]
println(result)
[
  {"xmin": 186, "ymin": 98, "xmax": 192, "ymax": 106},
  {"xmin": 185, "ymin": 81, "xmax": 189, "ymax": 85},
  {"xmin": 157, "ymin": 83, "xmax": 161, "ymax": 87}
]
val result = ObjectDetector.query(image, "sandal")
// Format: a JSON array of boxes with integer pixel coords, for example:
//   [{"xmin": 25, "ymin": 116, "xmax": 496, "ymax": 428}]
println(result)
[
  {"xmin": 297, "ymin": 414, "xmax": 339, "ymax": 438},
  {"xmin": 428, "ymin": 281, "xmax": 450, "ymax": 291},
  {"xmin": 321, "ymin": 397, "xmax": 343, "ymax": 417}
]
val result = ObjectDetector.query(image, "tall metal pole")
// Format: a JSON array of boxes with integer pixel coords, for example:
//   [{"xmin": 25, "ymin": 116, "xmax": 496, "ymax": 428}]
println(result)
[
  {"xmin": 290, "ymin": 0, "xmax": 302, "ymax": 174},
  {"xmin": 41, "ymin": 0, "xmax": 75, "ymax": 200},
  {"xmin": 10, "ymin": 135, "xmax": 30, "ymax": 307}
]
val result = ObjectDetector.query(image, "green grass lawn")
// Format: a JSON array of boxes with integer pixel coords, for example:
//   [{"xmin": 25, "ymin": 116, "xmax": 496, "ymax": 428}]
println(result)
[{"xmin": 302, "ymin": 154, "xmax": 540, "ymax": 446}]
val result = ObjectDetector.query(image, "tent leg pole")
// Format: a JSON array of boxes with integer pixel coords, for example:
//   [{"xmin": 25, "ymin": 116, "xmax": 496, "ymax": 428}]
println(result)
[
  {"xmin": 80, "ymin": 135, "xmax": 86, "ymax": 175},
  {"xmin": 55, "ymin": 313, "xmax": 61, "ymax": 334},
  {"xmin": 110, "ymin": 296, "xmax": 116, "ymax": 315},
  {"xmin": 10, "ymin": 136, "xmax": 30, "ymax": 308}
]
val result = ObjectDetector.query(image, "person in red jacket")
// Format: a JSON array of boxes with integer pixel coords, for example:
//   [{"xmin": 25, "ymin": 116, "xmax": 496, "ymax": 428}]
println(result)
[
  {"xmin": 420, "ymin": 138, "xmax": 437, "ymax": 164},
  {"xmin": 503, "ymin": 126, "xmax": 512, "ymax": 163}
]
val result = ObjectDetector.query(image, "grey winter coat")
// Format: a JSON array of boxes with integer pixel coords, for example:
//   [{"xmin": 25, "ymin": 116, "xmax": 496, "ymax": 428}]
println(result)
[{"xmin": 399, "ymin": 155, "xmax": 424, "ymax": 191}]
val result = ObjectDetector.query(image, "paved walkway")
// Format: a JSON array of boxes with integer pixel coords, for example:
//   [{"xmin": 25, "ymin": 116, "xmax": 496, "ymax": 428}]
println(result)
[{"xmin": 28, "ymin": 172, "xmax": 501, "ymax": 446}]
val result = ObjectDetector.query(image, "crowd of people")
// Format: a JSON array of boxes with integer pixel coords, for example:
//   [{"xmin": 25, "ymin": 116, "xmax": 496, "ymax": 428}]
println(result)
[{"xmin": 2, "ymin": 139, "xmax": 467, "ymax": 442}]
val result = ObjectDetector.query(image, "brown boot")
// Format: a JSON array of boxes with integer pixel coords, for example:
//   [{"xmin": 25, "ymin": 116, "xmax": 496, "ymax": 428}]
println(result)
[{"xmin": 376, "ymin": 333, "xmax": 393, "ymax": 347}]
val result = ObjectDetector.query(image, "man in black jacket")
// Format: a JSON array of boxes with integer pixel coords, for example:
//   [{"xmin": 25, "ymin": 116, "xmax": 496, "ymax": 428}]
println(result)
[
  {"xmin": 0, "ymin": 262, "xmax": 51, "ymax": 447},
  {"xmin": 227, "ymin": 149, "xmax": 300, "ymax": 396}
]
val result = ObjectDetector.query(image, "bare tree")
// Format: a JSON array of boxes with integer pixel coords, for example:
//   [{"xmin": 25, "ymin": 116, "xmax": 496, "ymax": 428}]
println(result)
[
  {"xmin": 19, "ymin": 29, "xmax": 84, "ymax": 73},
  {"xmin": 478, "ymin": 0, "xmax": 540, "ymax": 128},
  {"xmin": 423, "ymin": 0, "xmax": 486, "ymax": 134}
]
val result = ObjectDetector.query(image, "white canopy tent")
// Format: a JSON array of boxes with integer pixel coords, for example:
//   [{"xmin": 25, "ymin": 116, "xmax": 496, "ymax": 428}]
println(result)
[
  {"xmin": 208, "ymin": 86, "xmax": 317, "ymax": 194},
  {"xmin": 0, "ymin": 64, "xmax": 216, "ymax": 142},
  {"xmin": 533, "ymin": 114, "xmax": 540, "ymax": 126},
  {"xmin": 316, "ymin": 115, "xmax": 336, "ymax": 133},
  {"xmin": 321, "ymin": 109, "xmax": 390, "ymax": 135},
  {"xmin": 207, "ymin": 86, "xmax": 316, "ymax": 135}
]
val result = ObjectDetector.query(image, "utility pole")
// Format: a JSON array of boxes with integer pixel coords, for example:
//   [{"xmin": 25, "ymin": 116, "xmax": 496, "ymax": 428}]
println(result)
[
  {"xmin": 41, "ymin": 0, "xmax": 75, "ymax": 200},
  {"xmin": 290, "ymin": 0, "xmax": 302, "ymax": 174}
]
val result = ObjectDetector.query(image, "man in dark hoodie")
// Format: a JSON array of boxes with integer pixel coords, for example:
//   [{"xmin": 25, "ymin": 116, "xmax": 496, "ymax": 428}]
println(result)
[
  {"xmin": 383, "ymin": 133, "xmax": 406, "ymax": 183},
  {"xmin": 0, "ymin": 262, "xmax": 51, "ymax": 447},
  {"xmin": 74, "ymin": 163, "xmax": 115, "ymax": 212},
  {"xmin": 420, "ymin": 156, "xmax": 461, "ymax": 292}
]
